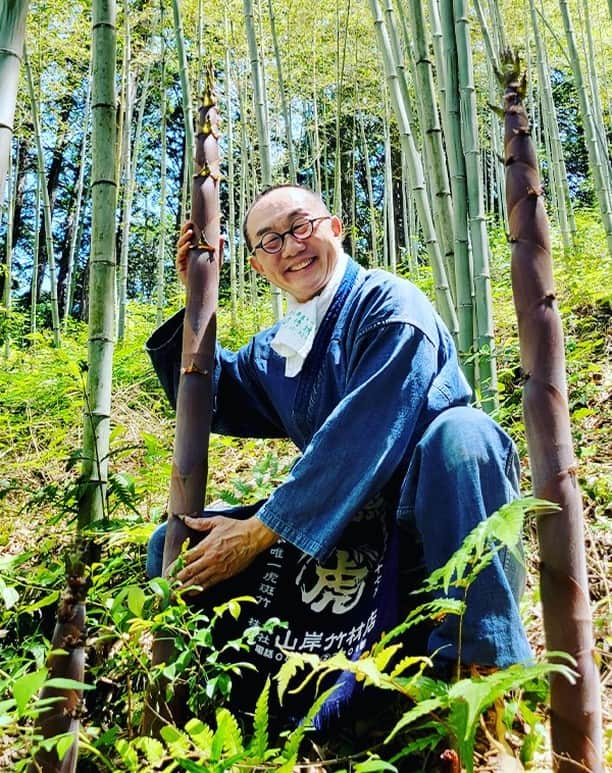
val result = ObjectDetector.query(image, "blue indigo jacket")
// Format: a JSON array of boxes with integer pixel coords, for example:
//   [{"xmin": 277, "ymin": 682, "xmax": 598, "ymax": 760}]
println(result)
[{"xmin": 146, "ymin": 258, "xmax": 471, "ymax": 563}]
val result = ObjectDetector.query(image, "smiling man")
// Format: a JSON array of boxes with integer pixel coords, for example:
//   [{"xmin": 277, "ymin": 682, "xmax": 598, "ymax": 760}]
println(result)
[{"xmin": 146, "ymin": 184, "xmax": 532, "ymax": 694}]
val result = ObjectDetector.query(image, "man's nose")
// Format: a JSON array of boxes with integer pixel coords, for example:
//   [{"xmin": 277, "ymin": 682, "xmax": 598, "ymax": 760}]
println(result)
[{"xmin": 281, "ymin": 232, "xmax": 305, "ymax": 258}]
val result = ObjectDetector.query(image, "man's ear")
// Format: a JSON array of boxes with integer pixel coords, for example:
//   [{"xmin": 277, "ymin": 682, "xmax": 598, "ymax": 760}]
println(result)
[
  {"xmin": 331, "ymin": 215, "xmax": 343, "ymax": 237},
  {"xmin": 250, "ymin": 255, "xmax": 264, "ymax": 275}
]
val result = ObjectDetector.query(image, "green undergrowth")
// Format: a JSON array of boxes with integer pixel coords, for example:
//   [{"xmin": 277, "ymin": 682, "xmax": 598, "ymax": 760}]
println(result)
[
  {"xmin": 0, "ymin": 208, "xmax": 610, "ymax": 769},
  {"xmin": 0, "ymin": 497, "xmax": 572, "ymax": 771}
]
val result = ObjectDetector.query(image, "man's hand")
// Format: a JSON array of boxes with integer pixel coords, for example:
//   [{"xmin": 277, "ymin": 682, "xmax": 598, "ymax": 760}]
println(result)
[
  {"xmin": 172, "ymin": 515, "xmax": 278, "ymax": 592},
  {"xmin": 176, "ymin": 220, "xmax": 194, "ymax": 286}
]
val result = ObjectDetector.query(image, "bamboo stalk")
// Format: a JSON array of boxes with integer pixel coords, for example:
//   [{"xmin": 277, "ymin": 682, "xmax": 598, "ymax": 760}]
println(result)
[
  {"xmin": 117, "ymin": 64, "xmax": 150, "ymax": 340},
  {"xmin": 29, "ymin": 556, "xmax": 88, "ymax": 773},
  {"xmin": 405, "ymin": 0, "xmax": 456, "ymax": 298},
  {"xmin": 528, "ymin": 0, "xmax": 573, "ymax": 254},
  {"xmin": 578, "ymin": 0, "xmax": 612, "ymax": 195},
  {"xmin": 78, "ymin": 0, "xmax": 118, "ymax": 529},
  {"xmin": 3, "ymin": 144, "xmax": 17, "ymax": 357},
  {"xmin": 383, "ymin": 99, "xmax": 396, "ymax": 274},
  {"xmin": 0, "ymin": 0, "xmax": 29, "ymax": 206},
  {"xmin": 24, "ymin": 44, "xmax": 61, "ymax": 347},
  {"xmin": 501, "ymin": 51, "xmax": 603, "ymax": 772},
  {"xmin": 244, "ymin": 0, "xmax": 282, "ymax": 319},
  {"xmin": 267, "ymin": 0, "xmax": 296, "ymax": 183},
  {"xmin": 438, "ymin": 0, "xmax": 474, "ymax": 389},
  {"xmin": 224, "ymin": 12, "xmax": 238, "ymax": 326},
  {"xmin": 156, "ymin": 19, "xmax": 168, "ymax": 328},
  {"xmin": 453, "ymin": 0, "xmax": 497, "ymax": 411},
  {"xmin": 368, "ymin": 0, "xmax": 458, "ymax": 339},
  {"xmin": 558, "ymin": 0, "xmax": 612, "ymax": 256},
  {"xmin": 145, "ymin": 66, "xmax": 222, "ymax": 734},
  {"xmin": 64, "ymin": 72, "xmax": 92, "ymax": 327},
  {"xmin": 116, "ymin": 9, "xmax": 134, "ymax": 341},
  {"xmin": 359, "ymin": 115, "xmax": 379, "ymax": 267},
  {"xmin": 171, "ymin": 0, "xmax": 195, "ymax": 183},
  {"xmin": 31, "ymin": 157, "xmax": 41, "ymax": 335}
]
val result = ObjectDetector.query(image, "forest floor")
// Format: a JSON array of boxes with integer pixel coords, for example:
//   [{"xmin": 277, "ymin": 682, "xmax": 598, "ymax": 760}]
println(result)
[{"xmin": 0, "ymin": 211, "xmax": 610, "ymax": 770}]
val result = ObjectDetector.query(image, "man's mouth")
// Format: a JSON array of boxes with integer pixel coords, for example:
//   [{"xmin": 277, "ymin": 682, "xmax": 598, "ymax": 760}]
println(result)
[{"xmin": 287, "ymin": 256, "xmax": 316, "ymax": 273}]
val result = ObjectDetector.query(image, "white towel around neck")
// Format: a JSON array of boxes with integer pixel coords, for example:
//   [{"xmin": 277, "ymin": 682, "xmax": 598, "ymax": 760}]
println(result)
[{"xmin": 271, "ymin": 252, "xmax": 348, "ymax": 377}]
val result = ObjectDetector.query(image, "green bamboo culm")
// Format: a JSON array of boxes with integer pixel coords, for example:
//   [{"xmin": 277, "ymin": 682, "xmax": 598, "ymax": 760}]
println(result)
[
  {"xmin": 64, "ymin": 70, "xmax": 92, "ymax": 327},
  {"xmin": 0, "ymin": 0, "xmax": 29, "ymax": 206},
  {"xmin": 453, "ymin": 0, "xmax": 497, "ymax": 412},
  {"xmin": 243, "ymin": 0, "xmax": 282, "ymax": 320},
  {"xmin": 3, "ymin": 147, "xmax": 17, "ymax": 357},
  {"xmin": 528, "ymin": 0, "xmax": 574, "ymax": 254},
  {"xmin": 171, "ymin": 0, "xmax": 195, "ymax": 182},
  {"xmin": 156, "ymin": 11, "xmax": 168, "ymax": 328},
  {"xmin": 24, "ymin": 44, "xmax": 61, "ymax": 347},
  {"xmin": 404, "ymin": 0, "xmax": 456, "ymax": 299},
  {"xmin": 224, "ymin": 13, "xmax": 238, "ymax": 325},
  {"xmin": 267, "ymin": 0, "xmax": 296, "ymax": 183},
  {"xmin": 78, "ymin": 0, "xmax": 118, "ymax": 529},
  {"xmin": 368, "ymin": 0, "xmax": 459, "ymax": 341},
  {"xmin": 558, "ymin": 0, "xmax": 612, "ymax": 257},
  {"xmin": 438, "ymin": 0, "xmax": 474, "ymax": 392}
]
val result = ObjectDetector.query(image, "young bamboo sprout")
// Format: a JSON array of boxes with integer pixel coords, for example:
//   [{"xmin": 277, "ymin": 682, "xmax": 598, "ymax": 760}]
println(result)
[
  {"xmin": 501, "ymin": 50, "xmax": 602, "ymax": 773},
  {"xmin": 29, "ymin": 556, "xmax": 88, "ymax": 773},
  {"xmin": 144, "ymin": 64, "xmax": 222, "ymax": 734}
]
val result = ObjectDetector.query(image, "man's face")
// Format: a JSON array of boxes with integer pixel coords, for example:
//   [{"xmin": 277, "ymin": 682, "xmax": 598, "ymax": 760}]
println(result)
[{"xmin": 246, "ymin": 187, "xmax": 343, "ymax": 303}]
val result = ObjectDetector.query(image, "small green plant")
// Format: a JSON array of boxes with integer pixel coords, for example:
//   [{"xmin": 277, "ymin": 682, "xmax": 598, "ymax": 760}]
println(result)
[{"xmin": 275, "ymin": 497, "xmax": 574, "ymax": 771}]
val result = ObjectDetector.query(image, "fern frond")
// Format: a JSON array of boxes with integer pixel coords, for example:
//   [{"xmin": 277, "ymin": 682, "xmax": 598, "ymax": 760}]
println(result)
[
  {"xmin": 249, "ymin": 676, "xmax": 271, "ymax": 763},
  {"xmin": 276, "ymin": 651, "xmax": 322, "ymax": 701},
  {"xmin": 385, "ymin": 697, "xmax": 446, "ymax": 742},
  {"xmin": 447, "ymin": 658, "xmax": 576, "ymax": 769},
  {"xmin": 417, "ymin": 497, "xmax": 551, "ymax": 594},
  {"xmin": 211, "ymin": 707, "xmax": 243, "ymax": 762},
  {"xmin": 184, "ymin": 718, "xmax": 214, "ymax": 755},
  {"xmin": 389, "ymin": 654, "xmax": 432, "ymax": 679},
  {"xmin": 278, "ymin": 684, "xmax": 340, "ymax": 766},
  {"xmin": 373, "ymin": 643, "xmax": 403, "ymax": 672}
]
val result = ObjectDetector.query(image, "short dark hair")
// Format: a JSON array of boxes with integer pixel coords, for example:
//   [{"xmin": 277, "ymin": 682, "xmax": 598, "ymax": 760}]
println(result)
[{"xmin": 242, "ymin": 184, "xmax": 328, "ymax": 251}]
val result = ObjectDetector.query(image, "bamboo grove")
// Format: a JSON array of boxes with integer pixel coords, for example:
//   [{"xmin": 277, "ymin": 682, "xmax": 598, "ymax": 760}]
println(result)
[
  {"xmin": 2, "ymin": 0, "xmax": 610, "ymax": 394},
  {"xmin": 0, "ymin": 0, "xmax": 609, "ymax": 769}
]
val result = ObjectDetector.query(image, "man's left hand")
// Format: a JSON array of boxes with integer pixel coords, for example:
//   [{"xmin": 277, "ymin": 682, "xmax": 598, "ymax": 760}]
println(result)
[{"xmin": 172, "ymin": 515, "xmax": 278, "ymax": 592}]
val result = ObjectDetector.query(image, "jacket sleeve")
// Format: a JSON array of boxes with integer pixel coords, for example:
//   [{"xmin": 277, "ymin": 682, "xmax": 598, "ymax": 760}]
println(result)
[
  {"xmin": 255, "ymin": 321, "xmax": 439, "ymax": 561},
  {"xmin": 146, "ymin": 311, "xmax": 287, "ymax": 438}
]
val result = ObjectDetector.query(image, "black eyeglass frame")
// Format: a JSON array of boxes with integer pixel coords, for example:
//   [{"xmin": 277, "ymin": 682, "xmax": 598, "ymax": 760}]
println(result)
[{"xmin": 252, "ymin": 216, "xmax": 332, "ymax": 255}]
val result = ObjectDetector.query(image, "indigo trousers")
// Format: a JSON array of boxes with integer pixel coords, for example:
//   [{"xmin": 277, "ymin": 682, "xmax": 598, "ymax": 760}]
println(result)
[{"xmin": 146, "ymin": 406, "xmax": 532, "ymax": 670}]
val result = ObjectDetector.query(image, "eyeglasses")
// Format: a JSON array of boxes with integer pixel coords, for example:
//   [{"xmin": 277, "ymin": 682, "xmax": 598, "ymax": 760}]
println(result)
[{"xmin": 252, "ymin": 216, "xmax": 332, "ymax": 255}]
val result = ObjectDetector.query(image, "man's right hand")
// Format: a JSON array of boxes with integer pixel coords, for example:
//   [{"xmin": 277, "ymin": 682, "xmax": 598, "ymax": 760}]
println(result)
[{"xmin": 176, "ymin": 220, "xmax": 194, "ymax": 286}]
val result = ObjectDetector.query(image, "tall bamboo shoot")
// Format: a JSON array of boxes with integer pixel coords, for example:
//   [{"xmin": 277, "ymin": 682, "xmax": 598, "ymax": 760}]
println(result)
[
  {"xmin": 144, "ymin": 66, "xmax": 222, "ymax": 733},
  {"xmin": 502, "ymin": 51, "xmax": 602, "ymax": 772}
]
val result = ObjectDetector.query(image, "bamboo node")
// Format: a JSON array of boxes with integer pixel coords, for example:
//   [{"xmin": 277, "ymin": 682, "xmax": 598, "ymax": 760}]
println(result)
[
  {"xmin": 182, "ymin": 362, "xmax": 204, "ymax": 375},
  {"xmin": 527, "ymin": 185, "xmax": 543, "ymax": 197},
  {"xmin": 196, "ymin": 239, "xmax": 216, "ymax": 254}
]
